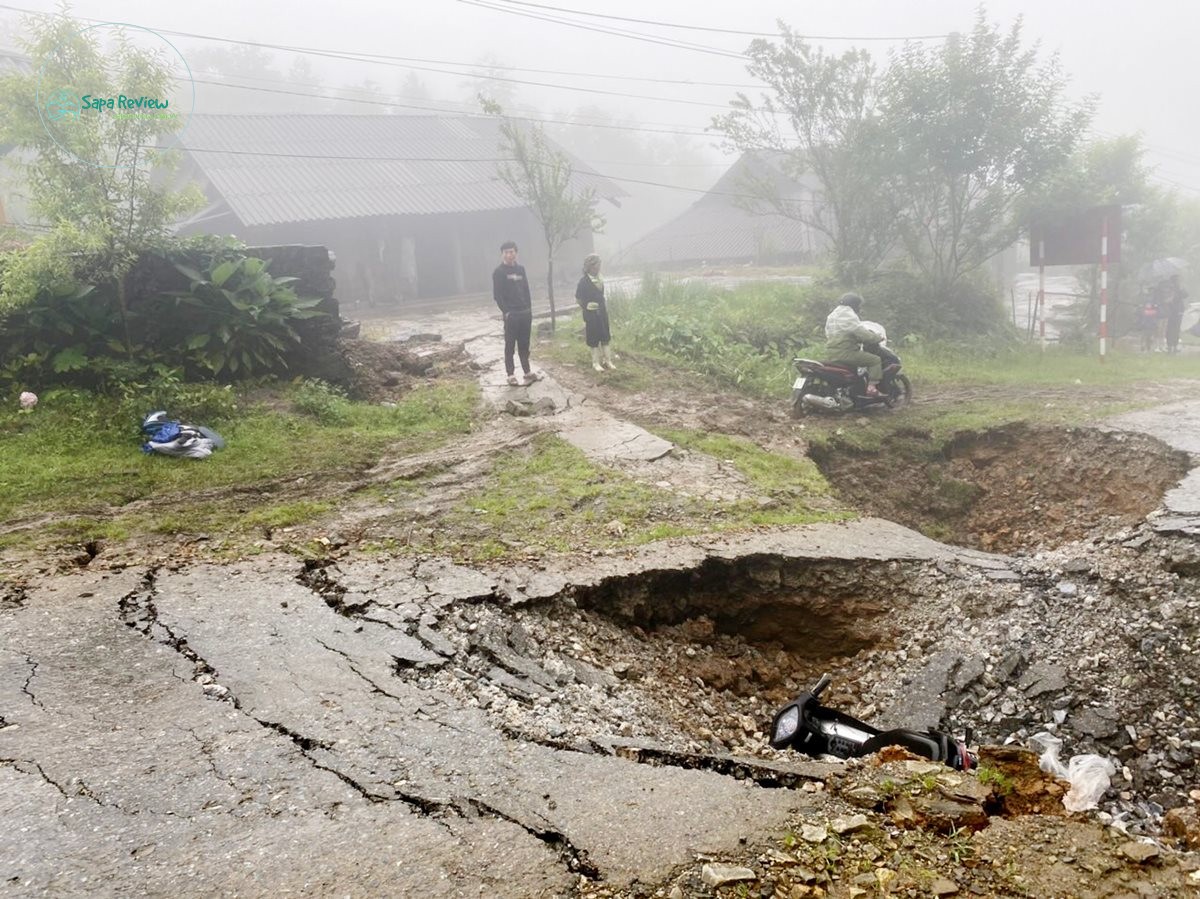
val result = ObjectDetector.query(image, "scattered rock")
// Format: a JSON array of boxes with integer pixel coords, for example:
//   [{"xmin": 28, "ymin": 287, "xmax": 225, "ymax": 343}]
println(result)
[
  {"xmin": 1118, "ymin": 840, "xmax": 1161, "ymax": 863},
  {"xmin": 799, "ymin": 824, "xmax": 827, "ymax": 844},
  {"xmin": 830, "ymin": 814, "xmax": 870, "ymax": 835},
  {"xmin": 701, "ymin": 863, "xmax": 756, "ymax": 888},
  {"xmin": 930, "ymin": 876, "xmax": 960, "ymax": 896},
  {"xmin": 1163, "ymin": 807, "xmax": 1200, "ymax": 850}
]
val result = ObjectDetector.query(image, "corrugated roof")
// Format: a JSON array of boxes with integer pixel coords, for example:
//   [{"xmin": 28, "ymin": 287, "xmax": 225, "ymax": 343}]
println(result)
[
  {"xmin": 617, "ymin": 151, "xmax": 827, "ymax": 267},
  {"xmin": 180, "ymin": 114, "xmax": 625, "ymax": 227},
  {"xmin": 0, "ymin": 49, "xmax": 32, "ymax": 75}
]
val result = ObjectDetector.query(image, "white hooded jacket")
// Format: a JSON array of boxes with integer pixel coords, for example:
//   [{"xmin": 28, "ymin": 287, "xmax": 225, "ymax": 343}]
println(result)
[{"xmin": 824, "ymin": 304, "xmax": 880, "ymax": 355}]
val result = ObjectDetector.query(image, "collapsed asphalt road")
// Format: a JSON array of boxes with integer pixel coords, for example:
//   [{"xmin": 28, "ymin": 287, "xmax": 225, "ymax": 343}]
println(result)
[
  {"xmin": 5, "ymin": 302, "xmax": 1200, "ymax": 896},
  {"xmin": 1, "ymin": 523, "xmax": 1002, "ymax": 897}
]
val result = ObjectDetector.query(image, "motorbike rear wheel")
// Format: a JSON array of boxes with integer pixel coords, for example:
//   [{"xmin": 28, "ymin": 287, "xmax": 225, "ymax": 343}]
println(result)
[
  {"xmin": 883, "ymin": 374, "xmax": 913, "ymax": 409},
  {"xmin": 790, "ymin": 389, "xmax": 810, "ymax": 418}
]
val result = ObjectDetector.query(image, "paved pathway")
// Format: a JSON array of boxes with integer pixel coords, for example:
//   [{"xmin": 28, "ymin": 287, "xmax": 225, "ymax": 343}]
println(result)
[{"xmin": 1105, "ymin": 400, "xmax": 1200, "ymax": 532}]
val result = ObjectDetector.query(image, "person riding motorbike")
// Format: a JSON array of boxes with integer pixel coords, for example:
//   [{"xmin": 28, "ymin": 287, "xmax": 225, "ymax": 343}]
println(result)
[{"xmin": 824, "ymin": 292, "xmax": 883, "ymax": 397}]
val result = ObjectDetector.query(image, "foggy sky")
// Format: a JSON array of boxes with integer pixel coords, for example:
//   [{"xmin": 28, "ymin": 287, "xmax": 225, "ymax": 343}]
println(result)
[{"xmin": 5, "ymin": 0, "xmax": 1200, "ymax": 213}]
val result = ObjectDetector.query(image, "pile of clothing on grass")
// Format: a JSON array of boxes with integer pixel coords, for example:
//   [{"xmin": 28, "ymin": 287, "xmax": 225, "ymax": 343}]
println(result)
[{"xmin": 140, "ymin": 411, "xmax": 225, "ymax": 460}]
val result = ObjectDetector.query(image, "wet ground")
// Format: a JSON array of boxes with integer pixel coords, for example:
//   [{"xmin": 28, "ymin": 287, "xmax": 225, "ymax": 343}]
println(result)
[{"xmin": 4, "ymin": 308, "xmax": 1200, "ymax": 897}]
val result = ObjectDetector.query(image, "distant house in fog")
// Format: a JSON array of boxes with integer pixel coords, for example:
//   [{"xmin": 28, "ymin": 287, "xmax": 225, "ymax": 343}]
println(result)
[
  {"xmin": 615, "ymin": 151, "xmax": 827, "ymax": 271},
  {"xmin": 174, "ymin": 114, "xmax": 625, "ymax": 308},
  {"xmin": 0, "ymin": 48, "xmax": 33, "ymax": 228}
]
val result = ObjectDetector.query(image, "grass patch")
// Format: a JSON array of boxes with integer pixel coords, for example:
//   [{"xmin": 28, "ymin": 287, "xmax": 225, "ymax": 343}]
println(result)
[
  {"xmin": 602, "ymin": 277, "xmax": 1200, "ymax": 420},
  {"xmin": 432, "ymin": 432, "xmax": 850, "ymax": 562},
  {"xmin": 904, "ymin": 342, "xmax": 1200, "ymax": 387},
  {"xmin": 435, "ymin": 434, "xmax": 712, "ymax": 559},
  {"xmin": 655, "ymin": 428, "xmax": 850, "ymax": 527},
  {"xmin": 659, "ymin": 429, "xmax": 830, "ymax": 496},
  {"xmin": 0, "ymin": 379, "xmax": 480, "ymax": 550},
  {"xmin": 537, "ymin": 326, "xmax": 665, "ymax": 393}
]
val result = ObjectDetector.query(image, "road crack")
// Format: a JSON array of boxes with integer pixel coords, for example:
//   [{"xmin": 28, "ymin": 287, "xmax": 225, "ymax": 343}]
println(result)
[
  {"xmin": 21, "ymin": 656, "xmax": 44, "ymax": 710},
  {"xmin": 296, "ymin": 560, "xmax": 371, "ymax": 616},
  {"xmin": 466, "ymin": 797, "xmax": 601, "ymax": 880},
  {"xmin": 1, "ymin": 758, "xmax": 141, "ymax": 815},
  {"xmin": 117, "ymin": 572, "xmax": 459, "ymax": 825}
]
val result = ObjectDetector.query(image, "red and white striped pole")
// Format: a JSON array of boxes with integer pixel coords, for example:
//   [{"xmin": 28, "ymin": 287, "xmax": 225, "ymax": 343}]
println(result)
[{"xmin": 1099, "ymin": 215, "xmax": 1109, "ymax": 363}]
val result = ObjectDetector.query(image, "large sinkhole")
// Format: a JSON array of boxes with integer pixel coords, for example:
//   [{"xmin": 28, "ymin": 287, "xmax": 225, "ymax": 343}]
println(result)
[
  {"xmin": 568, "ymin": 554, "xmax": 921, "ymax": 662},
  {"xmin": 809, "ymin": 424, "xmax": 1190, "ymax": 552}
]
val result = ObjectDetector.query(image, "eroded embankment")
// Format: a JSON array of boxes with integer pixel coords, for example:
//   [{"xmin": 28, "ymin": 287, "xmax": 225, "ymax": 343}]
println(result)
[{"xmin": 810, "ymin": 424, "xmax": 1191, "ymax": 552}]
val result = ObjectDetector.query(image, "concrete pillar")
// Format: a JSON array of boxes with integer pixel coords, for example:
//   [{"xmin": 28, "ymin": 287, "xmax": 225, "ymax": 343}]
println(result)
[
  {"xmin": 400, "ymin": 236, "xmax": 417, "ymax": 300},
  {"xmin": 452, "ymin": 229, "xmax": 465, "ymax": 295}
]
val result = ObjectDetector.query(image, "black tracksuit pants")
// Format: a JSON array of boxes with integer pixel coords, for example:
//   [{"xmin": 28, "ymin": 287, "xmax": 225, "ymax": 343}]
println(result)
[{"xmin": 503, "ymin": 310, "xmax": 532, "ymax": 376}]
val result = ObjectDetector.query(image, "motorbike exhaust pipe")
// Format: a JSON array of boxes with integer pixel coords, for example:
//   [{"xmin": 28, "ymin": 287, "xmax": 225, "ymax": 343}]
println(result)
[{"xmin": 802, "ymin": 394, "xmax": 839, "ymax": 410}]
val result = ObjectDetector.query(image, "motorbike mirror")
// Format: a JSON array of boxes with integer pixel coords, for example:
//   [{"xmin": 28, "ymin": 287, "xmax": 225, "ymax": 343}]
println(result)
[{"xmin": 770, "ymin": 702, "xmax": 802, "ymax": 749}]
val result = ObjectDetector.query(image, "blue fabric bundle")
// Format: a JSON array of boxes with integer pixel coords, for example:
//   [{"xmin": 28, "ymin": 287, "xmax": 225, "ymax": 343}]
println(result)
[{"xmin": 140, "ymin": 411, "xmax": 225, "ymax": 459}]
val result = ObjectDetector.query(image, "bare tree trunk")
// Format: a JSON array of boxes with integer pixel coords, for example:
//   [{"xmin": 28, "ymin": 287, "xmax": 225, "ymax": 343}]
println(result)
[{"xmin": 546, "ymin": 247, "xmax": 557, "ymax": 333}]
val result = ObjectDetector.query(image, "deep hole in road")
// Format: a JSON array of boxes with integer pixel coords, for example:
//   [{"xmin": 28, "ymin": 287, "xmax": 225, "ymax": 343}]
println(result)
[
  {"xmin": 568, "ymin": 556, "xmax": 920, "ymax": 663},
  {"xmin": 809, "ymin": 424, "xmax": 1189, "ymax": 552}
]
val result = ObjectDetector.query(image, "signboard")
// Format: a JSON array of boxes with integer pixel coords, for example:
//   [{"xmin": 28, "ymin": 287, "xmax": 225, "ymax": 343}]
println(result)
[{"xmin": 1029, "ymin": 205, "xmax": 1121, "ymax": 266}]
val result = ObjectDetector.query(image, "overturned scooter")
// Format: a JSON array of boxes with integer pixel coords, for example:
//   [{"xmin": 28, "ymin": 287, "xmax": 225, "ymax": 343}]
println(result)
[{"xmin": 770, "ymin": 674, "xmax": 975, "ymax": 771}]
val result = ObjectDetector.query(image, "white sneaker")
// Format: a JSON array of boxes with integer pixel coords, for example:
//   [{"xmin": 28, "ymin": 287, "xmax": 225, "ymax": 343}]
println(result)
[
  {"xmin": 506, "ymin": 375, "xmax": 520, "ymax": 386},
  {"xmin": 522, "ymin": 370, "xmax": 541, "ymax": 385}
]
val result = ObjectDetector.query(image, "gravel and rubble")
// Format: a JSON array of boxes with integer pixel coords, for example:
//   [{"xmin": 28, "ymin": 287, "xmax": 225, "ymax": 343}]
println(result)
[
  {"xmin": 579, "ymin": 747, "xmax": 1200, "ymax": 898},
  {"xmin": 393, "ymin": 512, "xmax": 1199, "ymax": 864}
]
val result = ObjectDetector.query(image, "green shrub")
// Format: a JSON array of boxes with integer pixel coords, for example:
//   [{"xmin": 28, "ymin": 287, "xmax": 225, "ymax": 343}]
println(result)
[
  {"xmin": 799, "ymin": 270, "xmax": 1013, "ymax": 342},
  {"xmin": 111, "ymin": 366, "xmax": 239, "ymax": 426},
  {"xmin": 169, "ymin": 255, "xmax": 326, "ymax": 378},
  {"xmin": 291, "ymin": 378, "xmax": 351, "ymax": 424}
]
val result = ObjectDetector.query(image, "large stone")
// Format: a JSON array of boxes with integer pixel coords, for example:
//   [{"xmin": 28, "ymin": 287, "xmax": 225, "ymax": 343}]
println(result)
[
  {"xmin": 701, "ymin": 863, "xmax": 757, "ymax": 888},
  {"xmin": 1072, "ymin": 706, "xmax": 1121, "ymax": 740},
  {"xmin": 1020, "ymin": 662, "xmax": 1068, "ymax": 698},
  {"xmin": 1164, "ymin": 807, "xmax": 1200, "ymax": 850},
  {"xmin": 1119, "ymin": 841, "xmax": 1161, "ymax": 863},
  {"xmin": 931, "ymin": 877, "xmax": 960, "ymax": 896}
]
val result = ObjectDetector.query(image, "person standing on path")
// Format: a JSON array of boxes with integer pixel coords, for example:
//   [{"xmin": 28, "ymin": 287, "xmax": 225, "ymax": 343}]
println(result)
[
  {"xmin": 492, "ymin": 241, "xmax": 540, "ymax": 386},
  {"xmin": 575, "ymin": 253, "xmax": 616, "ymax": 372},
  {"xmin": 1137, "ymin": 286, "xmax": 1160, "ymax": 353},
  {"xmin": 1164, "ymin": 274, "xmax": 1189, "ymax": 354}
]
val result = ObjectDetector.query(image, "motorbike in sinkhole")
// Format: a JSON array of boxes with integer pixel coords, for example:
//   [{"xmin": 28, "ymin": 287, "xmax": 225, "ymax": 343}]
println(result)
[
  {"xmin": 769, "ymin": 674, "xmax": 976, "ymax": 771},
  {"xmin": 790, "ymin": 322, "xmax": 913, "ymax": 417}
]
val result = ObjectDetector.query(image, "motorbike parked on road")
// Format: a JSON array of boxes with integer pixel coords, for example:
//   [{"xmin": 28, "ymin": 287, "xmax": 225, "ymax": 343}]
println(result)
[{"xmin": 790, "ymin": 322, "xmax": 912, "ymax": 417}]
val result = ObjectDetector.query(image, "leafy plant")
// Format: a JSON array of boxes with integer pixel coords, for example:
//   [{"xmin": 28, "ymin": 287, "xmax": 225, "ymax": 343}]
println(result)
[
  {"xmin": 292, "ymin": 378, "xmax": 351, "ymax": 424},
  {"xmin": 0, "ymin": 270, "xmax": 109, "ymax": 384},
  {"xmin": 946, "ymin": 824, "xmax": 976, "ymax": 864},
  {"xmin": 169, "ymin": 256, "xmax": 327, "ymax": 378},
  {"xmin": 0, "ymin": 12, "xmax": 204, "ymax": 350}
]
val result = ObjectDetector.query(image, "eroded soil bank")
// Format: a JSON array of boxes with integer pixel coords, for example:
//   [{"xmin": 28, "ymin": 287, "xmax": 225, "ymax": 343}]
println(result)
[{"xmin": 811, "ymin": 423, "xmax": 1191, "ymax": 552}]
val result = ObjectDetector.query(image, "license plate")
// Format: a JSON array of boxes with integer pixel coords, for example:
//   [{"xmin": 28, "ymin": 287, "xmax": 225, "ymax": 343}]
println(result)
[{"xmin": 792, "ymin": 377, "xmax": 807, "ymax": 389}]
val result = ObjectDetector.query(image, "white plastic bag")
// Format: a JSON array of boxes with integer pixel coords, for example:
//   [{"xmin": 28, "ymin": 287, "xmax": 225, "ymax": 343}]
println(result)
[{"xmin": 1032, "ymin": 732, "xmax": 1116, "ymax": 813}]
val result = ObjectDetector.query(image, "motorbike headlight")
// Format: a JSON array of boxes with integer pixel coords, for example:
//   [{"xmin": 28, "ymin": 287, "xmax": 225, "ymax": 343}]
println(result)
[{"xmin": 771, "ymin": 704, "xmax": 801, "ymax": 748}]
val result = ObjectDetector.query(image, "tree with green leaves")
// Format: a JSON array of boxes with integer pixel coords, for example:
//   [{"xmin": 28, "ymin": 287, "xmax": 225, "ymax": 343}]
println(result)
[
  {"xmin": 713, "ymin": 25, "xmax": 899, "ymax": 286},
  {"xmin": 880, "ymin": 12, "xmax": 1094, "ymax": 298},
  {"xmin": 485, "ymin": 98, "xmax": 605, "ymax": 330},
  {"xmin": 0, "ymin": 9, "xmax": 202, "ymax": 347}
]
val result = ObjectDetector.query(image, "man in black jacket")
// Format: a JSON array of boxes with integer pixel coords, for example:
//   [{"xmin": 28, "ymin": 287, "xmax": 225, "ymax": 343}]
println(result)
[{"xmin": 492, "ymin": 241, "xmax": 540, "ymax": 385}]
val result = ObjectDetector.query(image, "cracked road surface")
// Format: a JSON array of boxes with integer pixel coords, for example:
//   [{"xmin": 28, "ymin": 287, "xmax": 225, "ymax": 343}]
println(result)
[
  {"xmin": 1106, "ymin": 400, "xmax": 1200, "ymax": 530},
  {"xmin": 0, "ymin": 522, "xmax": 1002, "ymax": 897}
]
